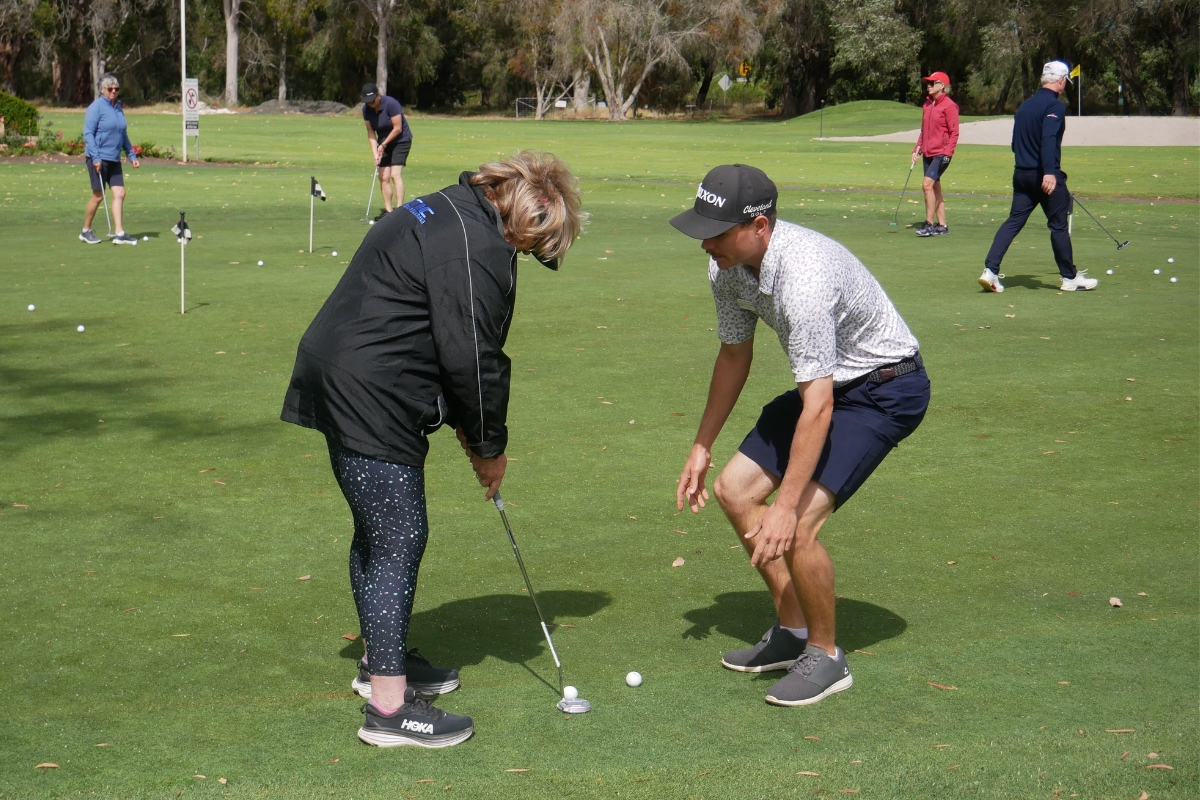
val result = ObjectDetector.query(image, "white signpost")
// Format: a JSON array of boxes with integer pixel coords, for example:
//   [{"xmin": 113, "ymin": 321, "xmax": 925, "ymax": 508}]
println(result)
[
  {"xmin": 183, "ymin": 78, "xmax": 200, "ymax": 161},
  {"xmin": 718, "ymin": 73, "xmax": 732, "ymax": 105}
]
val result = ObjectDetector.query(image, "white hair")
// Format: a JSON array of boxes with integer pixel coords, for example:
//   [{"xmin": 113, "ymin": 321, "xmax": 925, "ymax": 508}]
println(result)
[{"xmin": 100, "ymin": 73, "xmax": 119, "ymax": 89}]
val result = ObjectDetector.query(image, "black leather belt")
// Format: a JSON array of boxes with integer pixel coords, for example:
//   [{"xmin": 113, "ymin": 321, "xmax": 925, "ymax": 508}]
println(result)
[{"xmin": 840, "ymin": 352, "xmax": 923, "ymax": 392}]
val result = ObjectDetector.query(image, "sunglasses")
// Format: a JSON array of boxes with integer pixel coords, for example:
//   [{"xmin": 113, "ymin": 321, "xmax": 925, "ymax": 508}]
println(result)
[{"xmin": 104, "ymin": 86, "xmax": 120, "ymax": 93}]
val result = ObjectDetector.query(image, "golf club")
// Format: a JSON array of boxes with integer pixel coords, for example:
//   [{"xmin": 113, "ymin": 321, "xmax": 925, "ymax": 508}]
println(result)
[
  {"xmin": 890, "ymin": 161, "xmax": 916, "ymax": 226},
  {"xmin": 1069, "ymin": 193, "xmax": 1130, "ymax": 249},
  {"xmin": 492, "ymin": 493, "xmax": 591, "ymax": 714},
  {"xmin": 99, "ymin": 179, "xmax": 113, "ymax": 238},
  {"xmin": 360, "ymin": 169, "xmax": 378, "ymax": 223}
]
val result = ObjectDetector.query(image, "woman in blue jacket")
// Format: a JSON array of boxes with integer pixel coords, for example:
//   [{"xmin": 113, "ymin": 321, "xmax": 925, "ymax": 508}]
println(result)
[{"xmin": 81, "ymin": 73, "xmax": 139, "ymax": 245}]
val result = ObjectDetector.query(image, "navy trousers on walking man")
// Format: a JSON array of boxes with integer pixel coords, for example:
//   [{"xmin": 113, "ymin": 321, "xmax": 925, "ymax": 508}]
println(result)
[{"xmin": 984, "ymin": 168, "xmax": 1077, "ymax": 280}]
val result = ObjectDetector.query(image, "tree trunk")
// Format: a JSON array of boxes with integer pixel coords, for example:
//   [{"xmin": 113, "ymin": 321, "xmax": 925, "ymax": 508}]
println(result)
[
  {"xmin": 1171, "ymin": 56, "xmax": 1190, "ymax": 116},
  {"xmin": 0, "ymin": 40, "xmax": 20, "ymax": 93},
  {"xmin": 572, "ymin": 69, "xmax": 590, "ymax": 111},
  {"xmin": 52, "ymin": 55, "xmax": 63, "ymax": 102},
  {"xmin": 375, "ymin": 12, "xmax": 387, "ymax": 95},
  {"xmin": 991, "ymin": 70, "xmax": 1016, "ymax": 115},
  {"xmin": 90, "ymin": 48, "xmax": 102, "ymax": 100},
  {"xmin": 224, "ymin": 0, "xmax": 241, "ymax": 106},
  {"xmin": 695, "ymin": 58, "xmax": 715, "ymax": 106},
  {"xmin": 278, "ymin": 37, "xmax": 287, "ymax": 102}
]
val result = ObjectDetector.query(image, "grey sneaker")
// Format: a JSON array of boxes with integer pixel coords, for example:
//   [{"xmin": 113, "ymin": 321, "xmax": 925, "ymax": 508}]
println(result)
[
  {"xmin": 931, "ymin": 224, "xmax": 949, "ymax": 236},
  {"xmin": 357, "ymin": 688, "xmax": 473, "ymax": 748},
  {"xmin": 915, "ymin": 221, "xmax": 935, "ymax": 237},
  {"xmin": 721, "ymin": 622, "xmax": 806, "ymax": 673},
  {"xmin": 112, "ymin": 232, "xmax": 137, "ymax": 245},
  {"xmin": 352, "ymin": 650, "xmax": 460, "ymax": 699},
  {"xmin": 764, "ymin": 644, "xmax": 853, "ymax": 706},
  {"xmin": 80, "ymin": 229, "xmax": 101, "ymax": 244}
]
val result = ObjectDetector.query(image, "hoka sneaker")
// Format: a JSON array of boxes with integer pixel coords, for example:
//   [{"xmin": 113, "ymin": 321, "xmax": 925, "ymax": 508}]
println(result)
[
  {"xmin": 915, "ymin": 222, "xmax": 935, "ymax": 237},
  {"xmin": 978, "ymin": 269, "xmax": 1005, "ymax": 293},
  {"xmin": 1060, "ymin": 269, "xmax": 1098, "ymax": 291},
  {"xmin": 765, "ymin": 644, "xmax": 853, "ymax": 706},
  {"xmin": 352, "ymin": 650, "xmax": 460, "ymax": 699},
  {"xmin": 721, "ymin": 622, "xmax": 806, "ymax": 673},
  {"xmin": 80, "ymin": 229, "xmax": 101, "ymax": 244},
  {"xmin": 112, "ymin": 232, "xmax": 137, "ymax": 245},
  {"xmin": 931, "ymin": 224, "xmax": 949, "ymax": 236},
  {"xmin": 357, "ymin": 689, "xmax": 473, "ymax": 748}
]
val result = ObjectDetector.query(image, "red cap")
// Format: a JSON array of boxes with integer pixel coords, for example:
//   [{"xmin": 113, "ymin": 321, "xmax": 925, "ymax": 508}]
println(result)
[{"xmin": 923, "ymin": 71, "xmax": 951, "ymax": 85}]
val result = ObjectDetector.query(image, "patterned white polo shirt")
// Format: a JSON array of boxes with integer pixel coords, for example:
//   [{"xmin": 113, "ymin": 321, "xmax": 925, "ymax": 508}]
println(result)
[{"xmin": 709, "ymin": 220, "xmax": 919, "ymax": 386}]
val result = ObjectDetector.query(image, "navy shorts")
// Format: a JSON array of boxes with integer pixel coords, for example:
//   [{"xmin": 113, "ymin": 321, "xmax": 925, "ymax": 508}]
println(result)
[
  {"xmin": 738, "ymin": 364, "xmax": 930, "ymax": 508},
  {"xmin": 86, "ymin": 158, "xmax": 123, "ymax": 191},
  {"xmin": 923, "ymin": 155, "xmax": 951, "ymax": 182},
  {"xmin": 377, "ymin": 138, "xmax": 411, "ymax": 168}
]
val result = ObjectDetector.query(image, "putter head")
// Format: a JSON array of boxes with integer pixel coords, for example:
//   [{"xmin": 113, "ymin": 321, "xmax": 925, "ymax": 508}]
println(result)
[
  {"xmin": 1117, "ymin": 240, "xmax": 1130, "ymax": 250},
  {"xmin": 557, "ymin": 697, "xmax": 592, "ymax": 713},
  {"xmin": 888, "ymin": 222, "xmax": 898, "ymax": 226}
]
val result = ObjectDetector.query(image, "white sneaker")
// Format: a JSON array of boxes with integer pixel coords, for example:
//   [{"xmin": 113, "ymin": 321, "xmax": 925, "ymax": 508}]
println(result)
[
  {"xmin": 978, "ymin": 269, "xmax": 1005, "ymax": 293},
  {"xmin": 1061, "ymin": 269, "xmax": 1098, "ymax": 291}
]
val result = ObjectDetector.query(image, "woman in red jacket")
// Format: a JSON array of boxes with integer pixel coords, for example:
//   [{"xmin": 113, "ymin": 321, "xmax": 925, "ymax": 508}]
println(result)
[{"xmin": 911, "ymin": 71, "xmax": 960, "ymax": 236}]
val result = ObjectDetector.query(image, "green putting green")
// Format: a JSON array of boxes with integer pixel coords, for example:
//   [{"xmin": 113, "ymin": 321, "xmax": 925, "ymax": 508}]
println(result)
[{"xmin": 1, "ymin": 104, "xmax": 1196, "ymax": 798}]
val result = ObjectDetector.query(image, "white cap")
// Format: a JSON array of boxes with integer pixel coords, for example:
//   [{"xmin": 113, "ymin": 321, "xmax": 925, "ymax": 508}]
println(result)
[{"xmin": 1042, "ymin": 61, "xmax": 1072, "ymax": 84}]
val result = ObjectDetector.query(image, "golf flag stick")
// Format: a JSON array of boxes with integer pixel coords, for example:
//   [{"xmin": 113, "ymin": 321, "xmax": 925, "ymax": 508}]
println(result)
[
  {"xmin": 310, "ymin": 176, "xmax": 326, "ymax": 253},
  {"xmin": 493, "ymin": 493, "xmax": 564, "ymax": 695},
  {"xmin": 171, "ymin": 212, "xmax": 192, "ymax": 314},
  {"xmin": 891, "ymin": 161, "xmax": 916, "ymax": 226},
  {"xmin": 360, "ymin": 169, "xmax": 378, "ymax": 222}
]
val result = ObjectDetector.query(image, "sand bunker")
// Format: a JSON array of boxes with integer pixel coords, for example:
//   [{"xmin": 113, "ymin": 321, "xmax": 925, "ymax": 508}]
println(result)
[{"xmin": 826, "ymin": 116, "xmax": 1199, "ymax": 147}]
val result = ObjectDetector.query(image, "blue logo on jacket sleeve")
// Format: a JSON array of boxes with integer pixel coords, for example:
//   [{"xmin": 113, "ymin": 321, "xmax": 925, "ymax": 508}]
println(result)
[{"xmin": 403, "ymin": 197, "xmax": 436, "ymax": 223}]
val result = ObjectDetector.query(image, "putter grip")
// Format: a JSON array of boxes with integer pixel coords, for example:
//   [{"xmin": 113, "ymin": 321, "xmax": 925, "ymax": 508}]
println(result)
[{"xmin": 493, "ymin": 493, "xmax": 504, "ymax": 511}]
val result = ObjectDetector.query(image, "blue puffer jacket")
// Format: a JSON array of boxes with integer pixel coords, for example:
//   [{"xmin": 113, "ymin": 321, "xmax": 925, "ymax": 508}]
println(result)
[{"xmin": 83, "ymin": 96, "xmax": 137, "ymax": 163}]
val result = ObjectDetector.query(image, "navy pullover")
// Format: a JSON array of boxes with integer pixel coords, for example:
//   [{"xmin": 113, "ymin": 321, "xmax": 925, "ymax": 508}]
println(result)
[{"xmin": 1011, "ymin": 87, "xmax": 1066, "ymax": 174}]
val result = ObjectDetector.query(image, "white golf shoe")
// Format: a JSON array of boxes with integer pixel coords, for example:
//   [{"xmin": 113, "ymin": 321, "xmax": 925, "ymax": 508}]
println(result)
[
  {"xmin": 978, "ymin": 269, "xmax": 1005, "ymax": 293},
  {"xmin": 1060, "ymin": 269, "xmax": 1098, "ymax": 291}
]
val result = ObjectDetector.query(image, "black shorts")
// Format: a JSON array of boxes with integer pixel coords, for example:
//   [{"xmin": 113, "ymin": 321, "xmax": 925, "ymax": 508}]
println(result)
[
  {"xmin": 87, "ymin": 158, "xmax": 124, "ymax": 191},
  {"xmin": 377, "ymin": 138, "xmax": 412, "ymax": 168},
  {"xmin": 923, "ymin": 154, "xmax": 951, "ymax": 182},
  {"xmin": 737, "ymin": 363, "xmax": 930, "ymax": 508}
]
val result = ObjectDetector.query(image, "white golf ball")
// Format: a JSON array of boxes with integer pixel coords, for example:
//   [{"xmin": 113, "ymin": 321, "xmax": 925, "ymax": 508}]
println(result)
[
  {"xmin": 1170, "ymin": 277, "xmax": 1178, "ymax": 283},
  {"xmin": 27, "ymin": 304, "xmax": 35, "ymax": 311},
  {"xmin": 562, "ymin": 685, "xmax": 578, "ymax": 701},
  {"xmin": 332, "ymin": 251, "xmax": 338, "ymax": 256},
  {"xmin": 131, "ymin": 239, "xmax": 137, "ymax": 246},
  {"xmin": 369, "ymin": 220, "xmax": 376, "ymax": 226},
  {"xmin": 625, "ymin": 671, "xmax": 642, "ymax": 687},
  {"xmin": 1153, "ymin": 269, "xmax": 1161, "ymax": 274},
  {"xmin": 143, "ymin": 235, "xmax": 149, "ymax": 241},
  {"xmin": 1168, "ymin": 258, "xmax": 1175, "ymax": 263},
  {"xmin": 1106, "ymin": 269, "xmax": 1113, "ymax": 275},
  {"xmin": 257, "ymin": 260, "xmax": 264, "ymax": 266},
  {"xmin": 76, "ymin": 325, "xmax": 85, "ymax": 332}
]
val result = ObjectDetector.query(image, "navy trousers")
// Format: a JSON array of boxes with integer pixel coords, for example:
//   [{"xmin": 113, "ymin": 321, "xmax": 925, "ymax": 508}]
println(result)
[{"xmin": 984, "ymin": 169, "xmax": 1077, "ymax": 280}]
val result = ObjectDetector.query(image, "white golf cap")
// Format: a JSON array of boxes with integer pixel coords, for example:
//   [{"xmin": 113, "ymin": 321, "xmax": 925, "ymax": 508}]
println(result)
[{"xmin": 1043, "ymin": 60, "xmax": 1073, "ymax": 84}]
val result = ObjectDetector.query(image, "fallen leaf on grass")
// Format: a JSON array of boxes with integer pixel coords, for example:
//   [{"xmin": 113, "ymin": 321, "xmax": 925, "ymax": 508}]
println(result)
[
  {"xmin": 1110, "ymin": 597, "xmax": 1122, "ymax": 607},
  {"xmin": 557, "ymin": 624, "xmax": 577, "ymax": 628},
  {"xmin": 849, "ymin": 760, "xmax": 861, "ymax": 764},
  {"xmin": 1126, "ymin": 378, "xmax": 1136, "ymax": 382},
  {"xmin": 1147, "ymin": 753, "xmax": 1159, "ymax": 759},
  {"xmin": 672, "ymin": 557, "xmax": 685, "ymax": 567},
  {"xmin": 674, "ymin": 529, "xmax": 687, "ymax": 535},
  {"xmin": 946, "ymin": 560, "xmax": 956, "ymax": 565},
  {"xmin": 213, "ymin": 480, "xmax": 225, "ymax": 485},
  {"xmin": 12, "ymin": 503, "xmax": 28, "ymax": 509},
  {"xmin": 1137, "ymin": 592, "xmax": 1148, "ymax": 597},
  {"xmin": 298, "ymin": 575, "xmax": 311, "ymax": 581},
  {"xmin": 215, "ymin": 351, "xmax": 226, "ymax": 355},
  {"xmin": 1056, "ymin": 614, "xmax": 1065, "ymax": 620},
  {"xmin": 1146, "ymin": 765, "xmax": 1173, "ymax": 770},
  {"xmin": 1005, "ymin": 313, "xmax": 1016, "ymax": 318},
  {"xmin": 931, "ymin": 744, "xmax": 951, "ymax": 749},
  {"xmin": 199, "ymin": 468, "xmax": 215, "ymax": 473},
  {"xmin": 504, "ymin": 768, "xmax": 531, "ymax": 773},
  {"xmin": 699, "ymin": 770, "xmax": 710, "ymax": 776},
  {"xmin": 250, "ymin": 587, "xmax": 263, "ymax": 591},
  {"xmin": 171, "ymin": 633, "xmax": 190, "ymax": 637},
  {"xmin": 839, "ymin": 790, "xmax": 859, "ymax": 794},
  {"xmin": 194, "ymin": 775, "xmax": 206, "ymax": 779},
  {"xmin": 342, "ymin": 633, "xmax": 358, "ymax": 640},
  {"xmin": 95, "ymin": 743, "xmax": 108, "ymax": 747},
  {"xmin": 417, "ymin": 779, "xmax": 436, "ymax": 783},
  {"xmin": 1059, "ymin": 681, "xmax": 1070, "ymax": 685},
  {"xmin": 947, "ymin": 765, "xmax": 959, "ymax": 770},
  {"xmin": 1043, "ymin": 451, "xmax": 1057, "ymax": 455},
  {"xmin": 1066, "ymin": 592, "xmax": 1081, "ymax": 597},
  {"xmin": 805, "ymin": 736, "xmax": 822, "ymax": 741},
  {"xmin": 854, "ymin": 649, "xmax": 876, "ymax": 656},
  {"xmin": 123, "ymin": 607, "xmax": 139, "ymax": 613},
  {"xmin": 1137, "ymin": 792, "xmax": 1150, "ymax": 800},
  {"xmin": 328, "ymin": 759, "xmax": 339, "ymax": 763},
  {"xmin": 218, "ymin": 778, "xmax": 227, "ymax": 785},
  {"xmin": 927, "ymin": 682, "xmax": 957, "ymax": 691},
  {"xmin": 1106, "ymin": 729, "xmax": 1135, "ymax": 733},
  {"xmin": 796, "ymin": 771, "xmax": 821, "ymax": 776},
  {"xmin": 35, "ymin": 763, "xmax": 60, "ymax": 769}
]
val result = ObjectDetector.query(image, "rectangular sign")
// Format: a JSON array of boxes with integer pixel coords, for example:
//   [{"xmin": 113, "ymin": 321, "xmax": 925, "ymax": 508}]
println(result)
[{"xmin": 183, "ymin": 78, "xmax": 200, "ymax": 135}]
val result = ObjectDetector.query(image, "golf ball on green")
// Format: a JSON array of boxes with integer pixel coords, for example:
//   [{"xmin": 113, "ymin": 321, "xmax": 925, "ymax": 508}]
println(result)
[
  {"xmin": 626, "ymin": 671, "xmax": 642, "ymax": 687},
  {"xmin": 1106, "ymin": 270, "xmax": 1113, "ymax": 275},
  {"xmin": 563, "ymin": 686, "xmax": 578, "ymax": 701},
  {"xmin": 257, "ymin": 260, "xmax": 264, "ymax": 266},
  {"xmin": 76, "ymin": 325, "xmax": 85, "ymax": 332},
  {"xmin": 1170, "ymin": 277, "xmax": 1177, "ymax": 283},
  {"xmin": 143, "ymin": 235, "xmax": 149, "ymax": 241},
  {"xmin": 27, "ymin": 304, "xmax": 35, "ymax": 311},
  {"xmin": 332, "ymin": 251, "xmax": 338, "ymax": 256},
  {"xmin": 1168, "ymin": 258, "xmax": 1174, "ymax": 263},
  {"xmin": 1154, "ymin": 269, "xmax": 1161, "ymax": 274}
]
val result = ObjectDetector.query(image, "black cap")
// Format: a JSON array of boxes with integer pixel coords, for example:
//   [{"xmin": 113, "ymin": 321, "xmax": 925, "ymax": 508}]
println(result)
[
  {"xmin": 670, "ymin": 164, "xmax": 778, "ymax": 239},
  {"xmin": 361, "ymin": 83, "xmax": 379, "ymax": 103}
]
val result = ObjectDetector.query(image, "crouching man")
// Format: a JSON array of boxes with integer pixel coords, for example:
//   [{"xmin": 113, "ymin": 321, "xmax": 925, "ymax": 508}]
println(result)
[{"xmin": 672, "ymin": 165, "xmax": 930, "ymax": 706}]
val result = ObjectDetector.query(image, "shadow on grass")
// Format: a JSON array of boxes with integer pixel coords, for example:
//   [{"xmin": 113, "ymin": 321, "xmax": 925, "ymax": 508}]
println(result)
[
  {"xmin": 682, "ymin": 591, "xmax": 907, "ymax": 652},
  {"xmin": 995, "ymin": 273, "xmax": 1058, "ymax": 290},
  {"xmin": 339, "ymin": 591, "xmax": 613, "ymax": 692}
]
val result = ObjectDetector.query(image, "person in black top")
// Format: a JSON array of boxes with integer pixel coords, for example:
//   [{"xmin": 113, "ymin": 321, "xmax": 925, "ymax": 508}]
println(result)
[
  {"xmin": 361, "ymin": 83, "xmax": 413, "ymax": 220},
  {"xmin": 281, "ymin": 151, "xmax": 583, "ymax": 747},
  {"xmin": 980, "ymin": 61, "xmax": 1097, "ymax": 294}
]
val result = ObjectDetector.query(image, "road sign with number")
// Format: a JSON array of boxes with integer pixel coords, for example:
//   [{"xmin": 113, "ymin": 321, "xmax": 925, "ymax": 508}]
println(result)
[{"xmin": 183, "ymin": 78, "xmax": 200, "ymax": 135}]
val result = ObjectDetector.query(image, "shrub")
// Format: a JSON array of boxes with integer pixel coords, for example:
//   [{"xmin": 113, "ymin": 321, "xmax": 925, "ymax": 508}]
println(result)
[
  {"xmin": 0, "ymin": 90, "xmax": 39, "ymax": 136},
  {"xmin": 134, "ymin": 139, "xmax": 175, "ymax": 159}
]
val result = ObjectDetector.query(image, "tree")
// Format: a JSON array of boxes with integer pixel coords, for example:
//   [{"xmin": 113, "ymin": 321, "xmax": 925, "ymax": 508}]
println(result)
[
  {"xmin": 223, "ymin": 0, "xmax": 244, "ymax": 105},
  {"xmin": 509, "ymin": 0, "xmax": 576, "ymax": 118},
  {"xmin": 683, "ymin": 0, "xmax": 763, "ymax": 107},
  {"xmin": 0, "ymin": 0, "xmax": 36, "ymax": 93},
  {"xmin": 828, "ymin": 0, "xmax": 923, "ymax": 100},
  {"xmin": 360, "ymin": 0, "xmax": 403, "ymax": 94},
  {"xmin": 757, "ymin": 0, "xmax": 832, "ymax": 116},
  {"xmin": 565, "ymin": 0, "xmax": 706, "ymax": 120}
]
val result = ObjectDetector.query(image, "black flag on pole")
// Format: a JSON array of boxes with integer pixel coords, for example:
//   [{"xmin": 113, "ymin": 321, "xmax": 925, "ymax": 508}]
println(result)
[
  {"xmin": 171, "ymin": 211, "xmax": 192, "ymax": 244},
  {"xmin": 311, "ymin": 177, "xmax": 327, "ymax": 201}
]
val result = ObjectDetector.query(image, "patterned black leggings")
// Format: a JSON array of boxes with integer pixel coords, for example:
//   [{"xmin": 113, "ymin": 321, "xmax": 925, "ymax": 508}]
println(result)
[{"xmin": 327, "ymin": 440, "xmax": 428, "ymax": 676}]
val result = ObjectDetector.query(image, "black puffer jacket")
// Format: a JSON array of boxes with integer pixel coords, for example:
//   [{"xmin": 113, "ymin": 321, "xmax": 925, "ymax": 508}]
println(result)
[{"xmin": 281, "ymin": 172, "xmax": 518, "ymax": 467}]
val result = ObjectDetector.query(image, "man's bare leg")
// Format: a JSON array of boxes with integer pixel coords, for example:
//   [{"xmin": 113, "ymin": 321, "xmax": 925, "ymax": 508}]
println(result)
[
  {"xmin": 714, "ymin": 453, "xmax": 807, "ymax": 629},
  {"xmin": 784, "ymin": 480, "xmax": 838, "ymax": 654}
]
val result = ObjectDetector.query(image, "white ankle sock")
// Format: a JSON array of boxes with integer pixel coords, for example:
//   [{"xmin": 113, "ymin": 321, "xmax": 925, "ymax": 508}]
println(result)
[{"xmin": 781, "ymin": 626, "xmax": 808, "ymax": 640}]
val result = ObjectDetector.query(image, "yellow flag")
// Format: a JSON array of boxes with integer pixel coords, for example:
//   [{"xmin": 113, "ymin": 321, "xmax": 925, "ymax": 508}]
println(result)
[{"xmin": 1069, "ymin": 64, "xmax": 1081, "ymax": 78}]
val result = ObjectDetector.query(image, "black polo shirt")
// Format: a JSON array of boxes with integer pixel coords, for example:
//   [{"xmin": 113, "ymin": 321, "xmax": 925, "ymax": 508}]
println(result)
[{"xmin": 1011, "ymin": 87, "xmax": 1066, "ymax": 174}]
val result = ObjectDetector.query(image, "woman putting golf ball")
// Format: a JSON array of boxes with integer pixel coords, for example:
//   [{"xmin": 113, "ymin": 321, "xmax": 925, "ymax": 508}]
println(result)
[{"xmin": 281, "ymin": 151, "xmax": 583, "ymax": 749}]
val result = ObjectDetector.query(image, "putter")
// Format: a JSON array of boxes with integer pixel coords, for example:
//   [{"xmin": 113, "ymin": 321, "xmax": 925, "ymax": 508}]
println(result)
[
  {"xmin": 492, "ymin": 493, "xmax": 591, "ymax": 714},
  {"xmin": 890, "ymin": 161, "xmax": 916, "ymax": 226},
  {"xmin": 360, "ymin": 169, "xmax": 378, "ymax": 223},
  {"xmin": 100, "ymin": 180, "xmax": 114, "ymax": 238},
  {"xmin": 1069, "ymin": 193, "xmax": 1130, "ymax": 249}
]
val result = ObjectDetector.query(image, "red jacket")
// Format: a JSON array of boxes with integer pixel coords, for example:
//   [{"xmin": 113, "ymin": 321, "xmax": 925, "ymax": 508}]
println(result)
[{"xmin": 914, "ymin": 94, "xmax": 959, "ymax": 157}]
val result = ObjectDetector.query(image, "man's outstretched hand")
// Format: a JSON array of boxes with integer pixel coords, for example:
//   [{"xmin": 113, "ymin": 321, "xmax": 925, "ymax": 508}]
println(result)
[{"xmin": 677, "ymin": 443, "xmax": 713, "ymax": 513}]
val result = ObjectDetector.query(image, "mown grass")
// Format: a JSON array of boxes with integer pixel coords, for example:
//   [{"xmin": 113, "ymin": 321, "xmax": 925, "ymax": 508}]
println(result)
[{"xmin": 0, "ymin": 107, "xmax": 1196, "ymax": 799}]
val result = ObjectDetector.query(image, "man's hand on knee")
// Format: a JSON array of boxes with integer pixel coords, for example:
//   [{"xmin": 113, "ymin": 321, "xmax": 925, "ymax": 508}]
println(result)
[{"xmin": 746, "ymin": 501, "xmax": 799, "ymax": 567}]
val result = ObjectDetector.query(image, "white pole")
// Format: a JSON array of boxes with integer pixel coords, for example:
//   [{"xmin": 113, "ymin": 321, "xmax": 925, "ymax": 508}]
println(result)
[
  {"xmin": 309, "ymin": 193, "xmax": 314, "ymax": 253},
  {"xmin": 180, "ymin": 242, "xmax": 186, "ymax": 314},
  {"xmin": 181, "ymin": 0, "xmax": 187, "ymax": 161},
  {"xmin": 1078, "ymin": 73, "xmax": 1082, "ymax": 117}
]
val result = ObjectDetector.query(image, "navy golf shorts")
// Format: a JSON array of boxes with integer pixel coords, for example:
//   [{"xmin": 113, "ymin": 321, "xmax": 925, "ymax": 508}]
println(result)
[
  {"xmin": 377, "ymin": 139, "xmax": 411, "ymax": 168},
  {"xmin": 738, "ymin": 364, "xmax": 930, "ymax": 508},
  {"xmin": 923, "ymin": 154, "xmax": 952, "ymax": 182},
  {"xmin": 86, "ymin": 158, "xmax": 124, "ymax": 191}
]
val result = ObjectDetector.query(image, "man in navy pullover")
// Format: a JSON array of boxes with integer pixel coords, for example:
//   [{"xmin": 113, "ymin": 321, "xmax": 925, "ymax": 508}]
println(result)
[{"xmin": 979, "ymin": 61, "xmax": 1097, "ymax": 293}]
